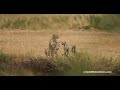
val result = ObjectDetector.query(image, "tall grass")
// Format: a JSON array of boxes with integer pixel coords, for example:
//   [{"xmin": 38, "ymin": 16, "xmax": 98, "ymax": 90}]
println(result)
[
  {"xmin": 0, "ymin": 49, "xmax": 120, "ymax": 76},
  {"xmin": 89, "ymin": 14, "xmax": 120, "ymax": 30},
  {"xmin": 0, "ymin": 50, "xmax": 12, "ymax": 63},
  {"xmin": 50, "ymin": 50, "xmax": 120, "ymax": 76},
  {"xmin": 0, "ymin": 14, "xmax": 120, "ymax": 31}
]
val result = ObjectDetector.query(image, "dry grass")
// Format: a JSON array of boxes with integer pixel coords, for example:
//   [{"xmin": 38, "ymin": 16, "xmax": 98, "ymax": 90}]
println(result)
[
  {"xmin": 0, "ymin": 29, "xmax": 120, "ymax": 76},
  {"xmin": 0, "ymin": 29, "xmax": 120, "ymax": 58},
  {"xmin": 0, "ymin": 14, "xmax": 120, "ymax": 76},
  {"xmin": 0, "ymin": 14, "xmax": 120, "ymax": 30}
]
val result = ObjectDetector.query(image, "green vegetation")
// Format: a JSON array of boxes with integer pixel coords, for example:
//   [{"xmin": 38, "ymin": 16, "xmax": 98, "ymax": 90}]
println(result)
[
  {"xmin": 52, "ymin": 50, "xmax": 117, "ymax": 76},
  {"xmin": 0, "ymin": 50, "xmax": 12, "ymax": 63},
  {"xmin": 0, "ymin": 14, "xmax": 120, "ymax": 76},
  {"xmin": 0, "ymin": 14, "xmax": 120, "ymax": 32},
  {"xmin": 0, "ymin": 49, "xmax": 120, "ymax": 76}
]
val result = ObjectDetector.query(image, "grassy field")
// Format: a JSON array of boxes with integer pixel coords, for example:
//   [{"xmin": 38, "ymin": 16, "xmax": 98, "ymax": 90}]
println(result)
[
  {"xmin": 0, "ymin": 14, "xmax": 120, "ymax": 31},
  {"xmin": 0, "ymin": 30, "xmax": 120, "ymax": 57},
  {"xmin": 0, "ymin": 29, "xmax": 120, "ymax": 76},
  {"xmin": 0, "ymin": 14, "xmax": 120, "ymax": 76}
]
